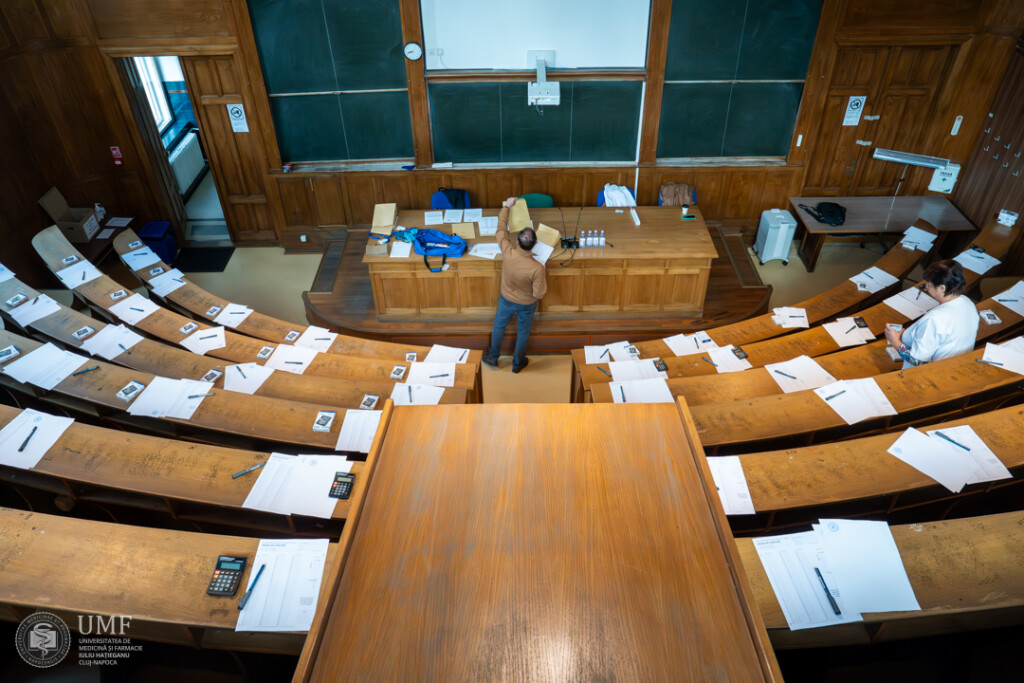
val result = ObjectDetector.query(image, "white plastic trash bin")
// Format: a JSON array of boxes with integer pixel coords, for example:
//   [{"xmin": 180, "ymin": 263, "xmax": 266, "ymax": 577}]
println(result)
[{"xmin": 754, "ymin": 209, "xmax": 797, "ymax": 266}]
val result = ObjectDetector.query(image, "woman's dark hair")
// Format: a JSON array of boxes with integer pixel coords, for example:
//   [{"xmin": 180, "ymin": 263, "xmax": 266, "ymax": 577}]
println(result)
[
  {"xmin": 922, "ymin": 259, "xmax": 967, "ymax": 296},
  {"xmin": 517, "ymin": 227, "xmax": 537, "ymax": 250}
]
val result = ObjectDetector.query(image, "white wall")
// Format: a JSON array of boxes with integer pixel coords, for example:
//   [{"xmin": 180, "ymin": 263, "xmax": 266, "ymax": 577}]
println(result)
[{"xmin": 421, "ymin": 0, "xmax": 650, "ymax": 70}]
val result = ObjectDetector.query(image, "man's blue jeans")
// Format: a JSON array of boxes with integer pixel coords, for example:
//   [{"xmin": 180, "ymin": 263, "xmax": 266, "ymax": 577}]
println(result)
[{"xmin": 487, "ymin": 295, "xmax": 537, "ymax": 367}]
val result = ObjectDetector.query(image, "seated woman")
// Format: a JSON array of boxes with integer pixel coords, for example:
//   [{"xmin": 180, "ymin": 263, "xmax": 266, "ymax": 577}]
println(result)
[{"xmin": 884, "ymin": 259, "xmax": 979, "ymax": 369}]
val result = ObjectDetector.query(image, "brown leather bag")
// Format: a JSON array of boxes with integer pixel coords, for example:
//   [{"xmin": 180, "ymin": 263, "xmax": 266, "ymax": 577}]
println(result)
[{"xmin": 658, "ymin": 182, "xmax": 696, "ymax": 206}]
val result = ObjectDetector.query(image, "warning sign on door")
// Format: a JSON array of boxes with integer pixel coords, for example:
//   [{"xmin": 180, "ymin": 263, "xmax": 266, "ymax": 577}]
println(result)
[
  {"xmin": 226, "ymin": 104, "xmax": 249, "ymax": 133},
  {"xmin": 842, "ymin": 96, "xmax": 866, "ymax": 126}
]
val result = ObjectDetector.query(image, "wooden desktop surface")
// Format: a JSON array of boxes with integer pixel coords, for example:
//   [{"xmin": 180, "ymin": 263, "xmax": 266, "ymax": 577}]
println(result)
[
  {"xmin": 789, "ymin": 196, "xmax": 974, "ymax": 235},
  {"xmin": 302, "ymin": 403, "xmax": 779, "ymax": 682}
]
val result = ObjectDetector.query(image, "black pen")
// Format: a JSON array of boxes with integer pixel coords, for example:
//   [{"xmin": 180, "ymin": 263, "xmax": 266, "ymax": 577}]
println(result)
[
  {"xmin": 916, "ymin": 289, "xmax": 922, "ymax": 300},
  {"xmin": 31, "ymin": 296, "xmax": 38, "ymax": 305},
  {"xmin": 814, "ymin": 567, "xmax": 842, "ymax": 615},
  {"xmin": 694, "ymin": 337, "xmax": 699, "ymax": 349},
  {"xmin": 773, "ymin": 370, "xmax": 796, "ymax": 380},
  {"xmin": 200, "ymin": 334, "xmax": 217, "ymax": 340},
  {"xmin": 599, "ymin": 348, "xmax": 609, "ymax": 359},
  {"xmin": 407, "ymin": 385, "xmax": 412, "ymax": 402},
  {"xmin": 824, "ymin": 390, "xmax": 846, "ymax": 401},
  {"xmin": 315, "ymin": 337, "xmax": 330, "ymax": 341},
  {"xmin": 285, "ymin": 361, "xmax": 303, "ymax": 365},
  {"xmin": 188, "ymin": 393, "xmax": 214, "ymax": 399},
  {"xmin": 846, "ymin": 325, "xmax": 856, "ymax": 334},
  {"xmin": 82, "ymin": 271, "xmax": 86, "ymax": 281},
  {"xmin": 619, "ymin": 386, "xmax": 626, "ymax": 402},
  {"xmin": 996, "ymin": 298, "xmax": 1017, "ymax": 303},
  {"xmin": 863, "ymin": 271, "xmax": 874, "ymax": 279},
  {"xmin": 789, "ymin": 315, "xmax": 803, "ymax": 318},
  {"xmin": 118, "ymin": 343, "xmax": 131, "ymax": 355},
  {"xmin": 230, "ymin": 310, "xmax": 244, "ymax": 314},
  {"xmin": 934, "ymin": 431, "xmax": 970, "ymax": 451},
  {"xmin": 18, "ymin": 426, "xmax": 37, "ymax": 453},
  {"xmin": 701, "ymin": 356, "xmax": 717, "ymax": 367},
  {"xmin": 72, "ymin": 365, "xmax": 99, "ymax": 376},
  {"xmin": 459, "ymin": 349, "xmax": 467, "ymax": 362},
  {"xmin": 238, "ymin": 564, "xmax": 266, "ymax": 611},
  {"xmin": 231, "ymin": 461, "xmax": 265, "ymax": 479},
  {"xmin": 429, "ymin": 373, "xmax": 449, "ymax": 378},
  {"xmin": 976, "ymin": 358, "xmax": 1003, "ymax": 366},
  {"xmin": 236, "ymin": 365, "xmax": 247, "ymax": 379},
  {"xmin": 597, "ymin": 366, "xmax": 612, "ymax": 377}
]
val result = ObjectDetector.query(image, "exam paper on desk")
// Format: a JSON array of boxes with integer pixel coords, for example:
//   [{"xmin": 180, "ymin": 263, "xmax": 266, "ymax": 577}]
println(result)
[
  {"xmin": 442, "ymin": 209, "xmax": 463, "ymax": 223},
  {"xmin": 925, "ymin": 425, "xmax": 1011, "ymax": 485},
  {"xmin": 707, "ymin": 456, "xmax": 755, "ymax": 515},
  {"xmin": 180, "ymin": 326, "xmax": 227, "ymax": 355},
  {"xmin": 764, "ymin": 355, "xmax": 837, "ymax": 393},
  {"xmin": 55, "ymin": 260, "xmax": 102, "ymax": 289},
  {"xmin": 265, "ymin": 345, "xmax": 319, "ymax": 374},
  {"xmin": 224, "ymin": 363, "xmax": 275, "ymax": 395},
  {"xmin": 336, "ymin": 410, "xmax": 382, "ymax": 453},
  {"xmin": 663, "ymin": 330, "xmax": 717, "ymax": 357},
  {"xmin": 214, "ymin": 303, "xmax": 254, "ymax": 328},
  {"xmin": 80, "ymin": 324, "xmax": 144, "ymax": 360},
  {"xmin": 954, "ymin": 249, "xmax": 1001, "ymax": 275},
  {"xmin": 706, "ymin": 345, "xmax": 753, "ymax": 373},
  {"xmin": 992, "ymin": 280, "xmax": 1024, "ymax": 317},
  {"xmin": 424, "ymin": 344, "xmax": 470, "ymax": 364},
  {"xmin": 848, "ymin": 267, "xmax": 898, "ymax": 293},
  {"xmin": 8, "ymin": 294, "xmax": 62, "ymax": 327},
  {"xmin": 823, "ymin": 317, "xmax": 876, "ymax": 347},
  {"xmin": 610, "ymin": 378, "xmax": 674, "ymax": 404},
  {"xmin": 0, "ymin": 408, "xmax": 74, "ymax": 470},
  {"xmin": 108, "ymin": 293, "xmax": 159, "ymax": 325},
  {"xmin": 294, "ymin": 326, "xmax": 337, "ymax": 353},
  {"xmin": 883, "ymin": 287, "xmax": 939, "ymax": 320},
  {"xmin": 243, "ymin": 454, "xmax": 350, "ymax": 519},
  {"xmin": 887, "ymin": 427, "xmax": 977, "ymax": 493},
  {"xmin": 814, "ymin": 378, "xmax": 896, "ymax": 425},
  {"xmin": 608, "ymin": 359, "xmax": 668, "ymax": 382},
  {"xmin": 389, "ymin": 382, "xmax": 444, "ymax": 406},
  {"xmin": 1, "ymin": 343, "xmax": 87, "ymax": 391},
  {"xmin": 120, "ymin": 246, "xmax": 162, "ymax": 270},
  {"xmin": 478, "ymin": 216, "xmax": 498, "ymax": 235},
  {"xmin": 462, "ymin": 208, "xmax": 483, "ymax": 221},
  {"xmin": 0, "ymin": 263, "xmax": 14, "ymax": 283},
  {"xmin": 981, "ymin": 341, "xmax": 1024, "ymax": 376},
  {"xmin": 234, "ymin": 538, "xmax": 330, "ymax": 632},
  {"xmin": 423, "ymin": 210, "xmax": 443, "ymax": 226},
  {"xmin": 147, "ymin": 268, "xmax": 187, "ymax": 297},
  {"xmin": 406, "ymin": 361, "xmax": 457, "ymax": 387}
]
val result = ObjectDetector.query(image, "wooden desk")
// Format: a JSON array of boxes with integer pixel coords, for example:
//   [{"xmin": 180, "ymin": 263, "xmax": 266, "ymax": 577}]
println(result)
[
  {"xmin": 297, "ymin": 402, "xmax": 780, "ymax": 682},
  {"xmin": 789, "ymin": 196, "xmax": 974, "ymax": 271},
  {"xmin": 364, "ymin": 207, "xmax": 718, "ymax": 318}
]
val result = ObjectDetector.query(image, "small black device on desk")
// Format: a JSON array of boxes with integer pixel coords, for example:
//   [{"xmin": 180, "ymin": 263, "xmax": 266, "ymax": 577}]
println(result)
[
  {"xmin": 330, "ymin": 472, "xmax": 355, "ymax": 499},
  {"xmin": 207, "ymin": 555, "xmax": 247, "ymax": 596}
]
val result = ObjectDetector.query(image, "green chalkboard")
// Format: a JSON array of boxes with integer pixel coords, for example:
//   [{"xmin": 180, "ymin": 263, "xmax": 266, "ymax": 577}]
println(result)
[
  {"xmin": 723, "ymin": 83, "xmax": 803, "ymax": 156},
  {"xmin": 321, "ymin": 0, "xmax": 406, "ymax": 91},
  {"xmin": 665, "ymin": 0, "xmax": 747, "ymax": 81},
  {"xmin": 431, "ymin": 81, "xmax": 642, "ymax": 163},
  {"xmin": 737, "ymin": 0, "xmax": 822, "ymax": 80},
  {"xmin": 657, "ymin": 84, "xmax": 731, "ymax": 157}
]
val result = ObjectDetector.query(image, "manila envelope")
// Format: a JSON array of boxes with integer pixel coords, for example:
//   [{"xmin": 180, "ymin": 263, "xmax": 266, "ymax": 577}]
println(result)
[
  {"xmin": 508, "ymin": 198, "xmax": 532, "ymax": 233},
  {"xmin": 452, "ymin": 222, "xmax": 476, "ymax": 240},
  {"xmin": 535, "ymin": 223, "xmax": 561, "ymax": 248},
  {"xmin": 370, "ymin": 203, "xmax": 396, "ymax": 236}
]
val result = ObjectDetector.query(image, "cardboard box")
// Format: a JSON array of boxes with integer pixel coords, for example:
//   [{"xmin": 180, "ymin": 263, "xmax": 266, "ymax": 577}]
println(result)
[{"xmin": 39, "ymin": 187, "xmax": 100, "ymax": 243}]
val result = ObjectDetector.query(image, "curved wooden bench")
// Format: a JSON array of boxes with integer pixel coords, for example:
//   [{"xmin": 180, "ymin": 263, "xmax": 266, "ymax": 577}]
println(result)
[
  {"xmin": 591, "ymin": 285, "xmax": 1024, "ymax": 405},
  {"xmin": 576, "ymin": 216, "xmax": 1017, "ymax": 398},
  {"xmin": 111, "ymin": 229, "xmax": 441, "ymax": 362},
  {"xmin": 33, "ymin": 227, "xmax": 482, "ymax": 401},
  {"xmin": 0, "ymin": 276, "xmax": 466, "ymax": 408}
]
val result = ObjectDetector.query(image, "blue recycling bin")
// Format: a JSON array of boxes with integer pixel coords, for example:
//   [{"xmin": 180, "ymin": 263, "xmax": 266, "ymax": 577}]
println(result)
[{"xmin": 139, "ymin": 221, "xmax": 178, "ymax": 265}]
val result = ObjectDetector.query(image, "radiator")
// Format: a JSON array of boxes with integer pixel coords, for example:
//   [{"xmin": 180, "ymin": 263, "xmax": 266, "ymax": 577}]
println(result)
[{"xmin": 168, "ymin": 130, "xmax": 205, "ymax": 194}]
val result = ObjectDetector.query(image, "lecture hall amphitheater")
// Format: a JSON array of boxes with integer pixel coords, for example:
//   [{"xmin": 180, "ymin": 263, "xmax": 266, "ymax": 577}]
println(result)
[{"xmin": 2, "ymin": 0, "xmax": 1024, "ymax": 680}]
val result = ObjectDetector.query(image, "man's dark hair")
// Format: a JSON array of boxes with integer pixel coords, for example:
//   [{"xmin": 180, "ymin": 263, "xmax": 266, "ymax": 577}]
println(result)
[
  {"xmin": 922, "ymin": 259, "xmax": 967, "ymax": 296},
  {"xmin": 517, "ymin": 227, "xmax": 537, "ymax": 251}
]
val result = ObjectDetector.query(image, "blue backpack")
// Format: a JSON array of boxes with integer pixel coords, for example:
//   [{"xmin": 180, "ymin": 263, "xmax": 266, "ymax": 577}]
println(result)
[{"xmin": 413, "ymin": 229, "xmax": 467, "ymax": 272}]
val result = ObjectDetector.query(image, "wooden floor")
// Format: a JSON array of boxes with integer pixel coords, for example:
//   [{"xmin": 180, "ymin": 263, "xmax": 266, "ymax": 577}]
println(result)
[{"xmin": 304, "ymin": 226, "xmax": 771, "ymax": 352}]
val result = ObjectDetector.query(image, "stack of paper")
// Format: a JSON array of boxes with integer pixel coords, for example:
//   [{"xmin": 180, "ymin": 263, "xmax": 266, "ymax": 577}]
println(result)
[
  {"xmin": 849, "ymin": 267, "xmax": 899, "ymax": 293},
  {"xmin": 954, "ymin": 248, "xmax": 1001, "ymax": 275},
  {"xmin": 336, "ymin": 409, "xmax": 382, "ymax": 453},
  {"xmin": 992, "ymin": 281, "xmax": 1024, "ymax": 317},
  {"xmin": 899, "ymin": 226, "xmax": 937, "ymax": 251},
  {"xmin": 121, "ymin": 246, "xmax": 162, "ymax": 270},
  {"xmin": 706, "ymin": 345, "xmax": 753, "ymax": 373},
  {"xmin": 707, "ymin": 456, "xmax": 755, "ymax": 515},
  {"xmin": 389, "ymin": 241, "xmax": 412, "ymax": 259},
  {"xmin": 883, "ymin": 287, "xmax": 939, "ymax": 320},
  {"xmin": 764, "ymin": 355, "xmax": 837, "ymax": 393},
  {"xmin": 389, "ymin": 382, "xmax": 445, "ymax": 405},
  {"xmin": 608, "ymin": 359, "xmax": 668, "ymax": 382},
  {"xmin": 294, "ymin": 326, "xmax": 337, "ymax": 353},
  {"xmin": 0, "ymin": 408, "xmax": 75, "ymax": 469},
  {"xmin": 814, "ymin": 378, "xmax": 897, "ymax": 425},
  {"xmin": 771, "ymin": 306, "xmax": 809, "ymax": 328},
  {"xmin": 109, "ymin": 293, "xmax": 160, "ymax": 325},
  {"xmin": 0, "ymin": 263, "xmax": 14, "ymax": 283},
  {"xmin": 224, "ymin": 363, "xmax": 275, "ymax": 395},
  {"xmin": 148, "ymin": 269, "xmax": 186, "ymax": 297},
  {"xmin": 55, "ymin": 260, "xmax": 102, "ymax": 289},
  {"xmin": 888, "ymin": 425, "xmax": 1010, "ymax": 493},
  {"xmin": 468, "ymin": 243, "xmax": 501, "ymax": 259},
  {"xmin": 1, "ymin": 343, "xmax": 87, "ymax": 390},
  {"xmin": 406, "ymin": 362, "xmax": 457, "ymax": 387},
  {"xmin": 662, "ymin": 331, "xmax": 718, "ymax": 357},
  {"xmin": 531, "ymin": 241, "xmax": 554, "ymax": 264},
  {"xmin": 234, "ymin": 538, "xmax": 330, "ymax": 632},
  {"xmin": 980, "ymin": 341, "xmax": 1024, "ymax": 375},
  {"xmin": 823, "ymin": 317, "xmax": 876, "ymax": 347},
  {"xmin": 126, "ymin": 377, "xmax": 214, "ymax": 419},
  {"xmin": 8, "ymin": 294, "xmax": 62, "ymax": 327},
  {"xmin": 214, "ymin": 303, "xmax": 254, "ymax": 328},
  {"xmin": 265, "ymin": 345, "xmax": 319, "ymax": 374},
  {"xmin": 80, "ymin": 324, "xmax": 144, "ymax": 359},
  {"xmin": 610, "ymin": 378, "xmax": 674, "ymax": 403},
  {"xmin": 423, "ymin": 210, "xmax": 443, "ymax": 225},
  {"xmin": 478, "ymin": 216, "xmax": 499, "ymax": 235},
  {"xmin": 424, "ymin": 344, "xmax": 471, "ymax": 363},
  {"xmin": 243, "ymin": 454, "xmax": 351, "ymax": 518},
  {"xmin": 753, "ymin": 518, "xmax": 919, "ymax": 630},
  {"xmin": 180, "ymin": 326, "xmax": 227, "ymax": 355},
  {"xmin": 583, "ymin": 341, "xmax": 636, "ymax": 364}
]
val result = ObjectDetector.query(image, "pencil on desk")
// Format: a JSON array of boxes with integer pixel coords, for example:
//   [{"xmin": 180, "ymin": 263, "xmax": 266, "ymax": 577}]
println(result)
[
  {"xmin": 238, "ymin": 563, "xmax": 266, "ymax": 611},
  {"xmin": 863, "ymin": 271, "xmax": 874, "ymax": 279}
]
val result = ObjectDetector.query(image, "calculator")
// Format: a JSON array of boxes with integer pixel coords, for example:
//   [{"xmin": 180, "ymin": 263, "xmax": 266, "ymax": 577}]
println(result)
[
  {"xmin": 329, "ymin": 472, "xmax": 355, "ymax": 499},
  {"xmin": 654, "ymin": 359, "xmax": 668, "ymax": 372},
  {"xmin": 207, "ymin": 555, "xmax": 247, "ymax": 596}
]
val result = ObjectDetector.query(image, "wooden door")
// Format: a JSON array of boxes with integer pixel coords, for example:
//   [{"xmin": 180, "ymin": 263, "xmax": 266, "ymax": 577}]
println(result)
[{"xmin": 181, "ymin": 55, "xmax": 276, "ymax": 244}]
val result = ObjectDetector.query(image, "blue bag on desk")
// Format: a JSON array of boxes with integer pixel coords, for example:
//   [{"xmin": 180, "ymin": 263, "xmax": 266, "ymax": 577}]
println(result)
[{"xmin": 413, "ymin": 229, "xmax": 466, "ymax": 272}]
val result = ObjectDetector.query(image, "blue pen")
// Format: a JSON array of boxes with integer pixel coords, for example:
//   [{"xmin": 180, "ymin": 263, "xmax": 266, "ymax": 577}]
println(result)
[{"xmin": 238, "ymin": 564, "xmax": 266, "ymax": 610}]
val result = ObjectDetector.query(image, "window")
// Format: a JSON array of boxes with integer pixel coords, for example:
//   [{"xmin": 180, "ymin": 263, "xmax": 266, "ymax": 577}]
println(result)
[{"xmin": 134, "ymin": 57, "xmax": 173, "ymax": 134}]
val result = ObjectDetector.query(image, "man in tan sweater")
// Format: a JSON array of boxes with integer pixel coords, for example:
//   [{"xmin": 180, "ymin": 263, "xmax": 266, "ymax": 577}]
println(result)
[{"xmin": 483, "ymin": 196, "xmax": 548, "ymax": 373}]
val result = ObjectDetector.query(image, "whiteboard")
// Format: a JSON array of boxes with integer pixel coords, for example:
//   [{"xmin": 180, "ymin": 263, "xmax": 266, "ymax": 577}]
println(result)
[{"xmin": 421, "ymin": 0, "xmax": 651, "ymax": 70}]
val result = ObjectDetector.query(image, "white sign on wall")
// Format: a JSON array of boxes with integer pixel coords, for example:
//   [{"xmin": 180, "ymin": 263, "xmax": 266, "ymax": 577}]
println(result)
[
  {"xmin": 842, "ymin": 96, "xmax": 866, "ymax": 126},
  {"xmin": 226, "ymin": 104, "xmax": 249, "ymax": 133}
]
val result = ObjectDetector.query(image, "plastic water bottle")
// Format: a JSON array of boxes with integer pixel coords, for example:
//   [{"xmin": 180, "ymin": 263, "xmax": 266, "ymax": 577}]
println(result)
[
  {"xmin": 599, "ymin": 230, "xmax": 606, "ymax": 248},
  {"xmin": 588, "ymin": 230, "xmax": 595, "ymax": 248},
  {"xmin": 583, "ymin": 230, "xmax": 590, "ymax": 247},
  {"xmin": 93, "ymin": 203, "xmax": 106, "ymax": 223}
]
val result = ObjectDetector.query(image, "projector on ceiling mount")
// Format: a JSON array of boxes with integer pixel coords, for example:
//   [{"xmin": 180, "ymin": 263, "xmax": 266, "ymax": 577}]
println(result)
[{"xmin": 527, "ymin": 50, "xmax": 560, "ymax": 106}]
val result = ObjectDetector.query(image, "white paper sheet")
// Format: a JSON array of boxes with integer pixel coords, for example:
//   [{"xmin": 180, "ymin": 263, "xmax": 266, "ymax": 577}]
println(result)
[
  {"xmin": 706, "ymin": 345, "xmax": 753, "ymax": 373},
  {"xmin": 424, "ymin": 344, "xmax": 470, "ymax": 364},
  {"xmin": 406, "ymin": 362, "xmax": 457, "ymax": 387},
  {"xmin": 954, "ymin": 249, "xmax": 1001, "ymax": 275},
  {"xmin": 180, "ymin": 326, "xmax": 227, "ymax": 355},
  {"xmin": 602, "ymin": 341, "xmax": 636, "ymax": 362},
  {"xmin": 883, "ymin": 287, "xmax": 940, "ymax": 320},
  {"xmin": 423, "ymin": 211, "xmax": 443, "ymax": 225},
  {"xmin": 390, "ymin": 241, "xmax": 412, "ymax": 258},
  {"xmin": 127, "ymin": 377, "xmax": 214, "ymax": 419},
  {"xmin": 293, "ymin": 326, "xmax": 337, "ymax": 353},
  {"xmin": 243, "ymin": 454, "xmax": 351, "ymax": 519},
  {"xmin": 531, "ymin": 241, "xmax": 554, "ymax": 265},
  {"xmin": 0, "ymin": 263, "xmax": 14, "ymax": 283},
  {"xmin": 234, "ymin": 537, "xmax": 330, "ymax": 632},
  {"xmin": 80, "ymin": 324, "xmax": 144, "ymax": 360},
  {"xmin": 0, "ymin": 408, "xmax": 74, "ymax": 470},
  {"xmin": 147, "ymin": 268, "xmax": 187, "ymax": 297},
  {"xmin": 109, "ymin": 293, "xmax": 160, "ymax": 325},
  {"xmin": 389, "ymin": 382, "xmax": 444, "ymax": 405},
  {"xmin": 980, "ymin": 341, "xmax": 1024, "ymax": 376},
  {"xmin": 888, "ymin": 427, "xmax": 978, "ymax": 492},
  {"xmin": 224, "ymin": 362, "xmax": 274, "ymax": 395},
  {"xmin": 849, "ymin": 267, "xmax": 899, "ymax": 294},
  {"xmin": 265, "ymin": 345, "xmax": 319, "ymax": 374},
  {"xmin": 610, "ymin": 378, "xmax": 674, "ymax": 404},
  {"xmin": 1002, "ymin": 336, "xmax": 1024, "ymax": 354},
  {"xmin": 771, "ymin": 306, "xmax": 809, "ymax": 328},
  {"xmin": 823, "ymin": 317, "xmax": 876, "ymax": 347},
  {"xmin": 707, "ymin": 456, "xmax": 756, "ymax": 515},
  {"xmin": 900, "ymin": 226, "xmax": 937, "ymax": 251},
  {"xmin": 662, "ymin": 331, "xmax": 718, "ymax": 357},
  {"xmin": 468, "ymin": 243, "xmax": 501, "ymax": 259},
  {"xmin": 765, "ymin": 355, "xmax": 837, "ymax": 393},
  {"xmin": 214, "ymin": 303, "xmax": 254, "ymax": 328},
  {"xmin": 462, "ymin": 208, "xmax": 483, "ymax": 221},
  {"xmin": 121, "ymin": 246, "xmax": 162, "ymax": 270},
  {"xmin": 608, "ymin": 359, "xmax": 668, "ymax": 382},
  {"xmin": 55, "ymin": 260, "xmax": 102, "ymax": 289},
  {"xmin": 992, "ymin": 281, "xmax": 1024, "ymax": 318},
  {"xmin": 814, "ymin": 378, "xmax": 897, "ymax": 425},
  {"xmin": 336, "ymin": 409, "xmax": 382, "ymax": 453},
  {"xmin": 924, "ymin": 425, "xmax": 1010, "ymax": 485},
  {"xmin": 478, "ymin": 216, "xmax": 498, "ymax": 235},
  {"xmin": 816, "ymin": 519, "xmax": 920, "ymax": 613},
  {"xmin": 8, "ymin": 294, "xmax": 62, "ymax": 327},
  {"xmin": 1, "ymin": 343, "xmax": 88, "ymax": 390},
  {"xmin": 583, "ymin": 345, "xmax": 614, "ymax": 364},
  {"xmin": 442, "ymin": 209, "xmax": 463, "ymax": 223},
  {"xmin": 105, "ymin": 217, "xmax": 133, "ymax": 227}
]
